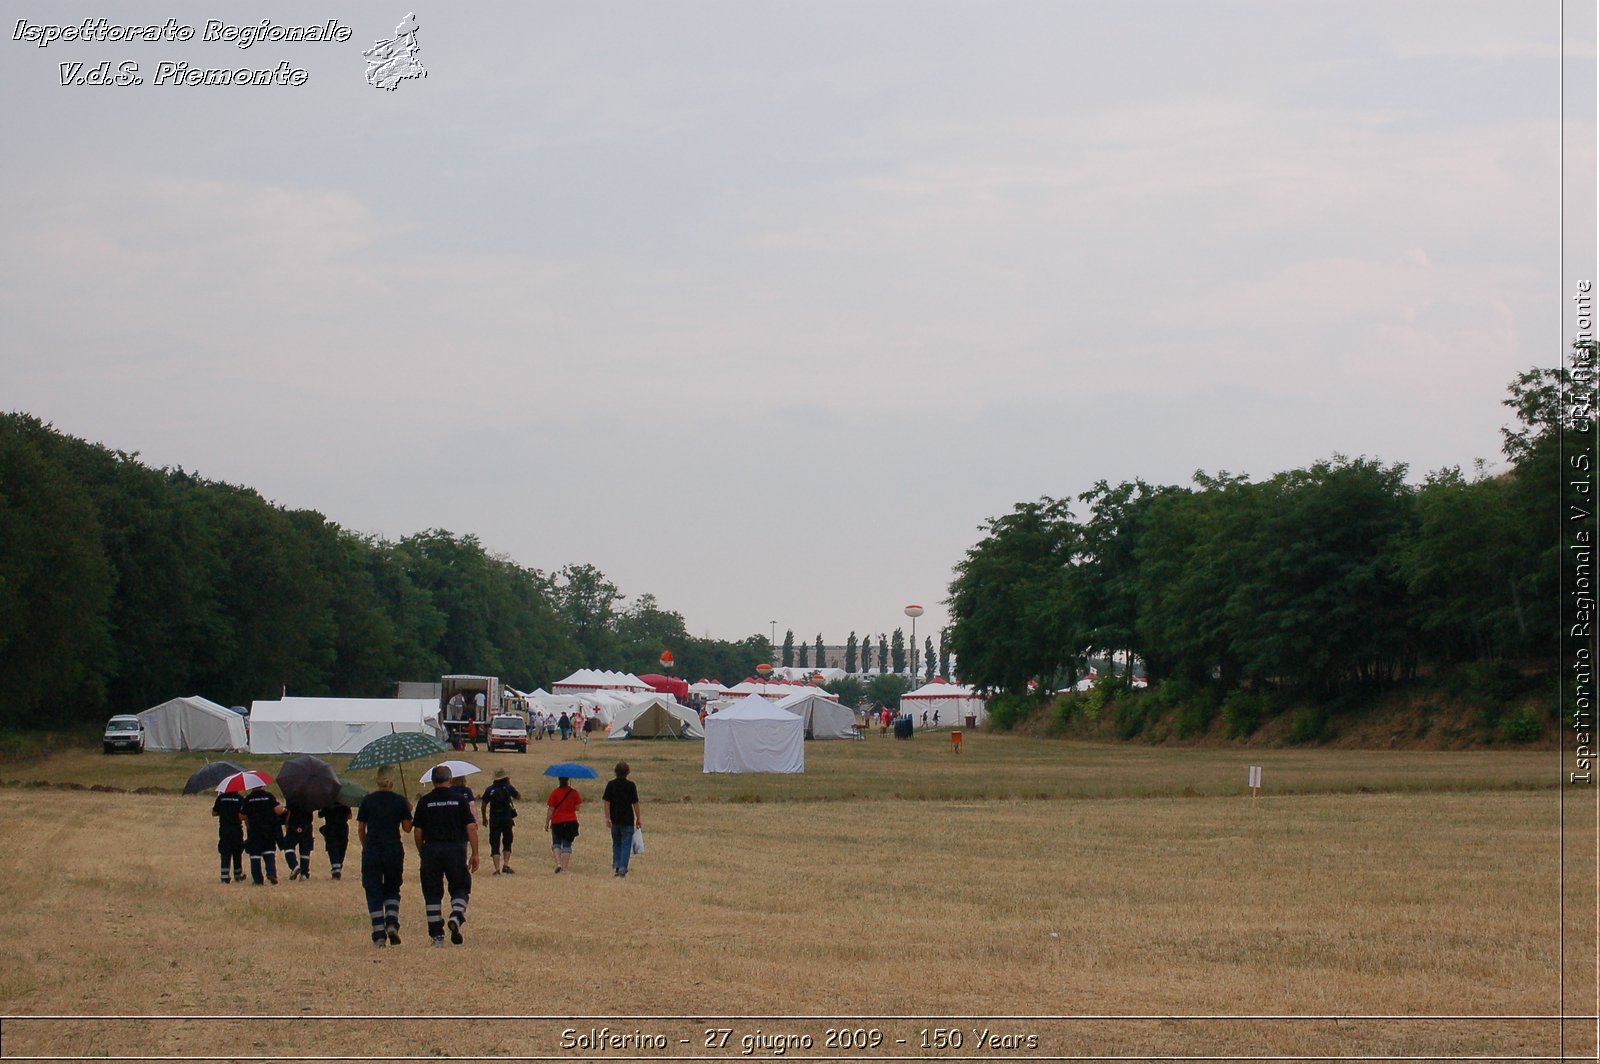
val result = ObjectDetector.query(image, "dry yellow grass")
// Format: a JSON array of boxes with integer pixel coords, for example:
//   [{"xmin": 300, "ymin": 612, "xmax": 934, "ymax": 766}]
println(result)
[{"xmin": 0, "ymin": 734, "xmax": 1589, "ymax": 1061}]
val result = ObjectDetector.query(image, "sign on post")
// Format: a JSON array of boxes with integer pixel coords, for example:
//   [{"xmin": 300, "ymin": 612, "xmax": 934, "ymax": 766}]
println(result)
[{"xmin": 1248, "ymin": 764, "xmax": 1262, "ymax": 798}]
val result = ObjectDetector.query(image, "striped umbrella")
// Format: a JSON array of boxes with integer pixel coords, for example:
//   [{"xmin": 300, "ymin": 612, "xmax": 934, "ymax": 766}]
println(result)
[{"xmin": 215, "ymin": 770, "xmax": 274, "ymax": 793}]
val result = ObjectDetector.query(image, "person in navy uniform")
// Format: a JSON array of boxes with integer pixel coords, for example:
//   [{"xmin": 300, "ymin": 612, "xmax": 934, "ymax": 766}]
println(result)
[
  {"xmin": 411, "ymin": 766, "xmax": 480, "ymax": 947},
  {"xmin": 318, "ymin": 802, "xmax": 352, "ymax": 880},
  {"xmin": 212, "ymin": 789, "xmax": 246, "ymax": 883},
  {"xmin": 242, "ymin": 785, "xmax": 286, "ymax": 885},
  {"xmin": 357, "ymin": 773, "xmax": 413, "ymax": 947},
  {"xmin": 282, "ymin": 801, "xmax": 315, "ymax": 880},
  {"xmin": 481, "ymin": 768, "xmax": 520, "ymax": 875}
]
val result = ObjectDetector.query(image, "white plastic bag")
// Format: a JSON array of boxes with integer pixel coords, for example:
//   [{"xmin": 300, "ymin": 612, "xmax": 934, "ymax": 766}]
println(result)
[{"xmin": 631, "ymin": 827, "xmax": 645, "ymax": 855}]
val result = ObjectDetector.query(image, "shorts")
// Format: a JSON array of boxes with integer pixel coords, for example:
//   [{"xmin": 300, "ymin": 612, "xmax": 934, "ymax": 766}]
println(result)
[{"xmin": 550, "ymin": 821, "xmax": 578, "ymax": 850}]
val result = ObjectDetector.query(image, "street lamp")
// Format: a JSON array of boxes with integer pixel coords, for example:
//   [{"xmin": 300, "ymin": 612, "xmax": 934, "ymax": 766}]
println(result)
[
  {"xmin": 770, "ymin": 620, "xmax": 777, "ymax": 660},
  {"xmin": 905, "ymin": 604, "xmax": 924, "ymax": 681}
]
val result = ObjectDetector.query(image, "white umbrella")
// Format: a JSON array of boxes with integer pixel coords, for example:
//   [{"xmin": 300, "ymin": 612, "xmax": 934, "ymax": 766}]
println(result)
[{"xmin": 419, "ymin": 760, "xmax": 481, "ymax": 784}]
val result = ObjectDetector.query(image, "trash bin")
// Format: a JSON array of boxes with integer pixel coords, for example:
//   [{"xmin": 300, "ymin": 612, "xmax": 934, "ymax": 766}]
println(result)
[
  {"xmin": 964, "ymin": 714, "xmax": 976, "ymax": 728},
  {"xmin": 894, "ymin": 716, "xmax": 914, "ymax": 740}
]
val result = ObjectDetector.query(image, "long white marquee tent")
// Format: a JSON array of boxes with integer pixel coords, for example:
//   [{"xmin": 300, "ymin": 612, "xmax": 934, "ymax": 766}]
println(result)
[
  {"xmin": 248, "ymin": 697, "xmax": 444, "ymax": 755},
  {"xmin": 551, "ymin": 669, "xmax": 653, "ymax": 693}
]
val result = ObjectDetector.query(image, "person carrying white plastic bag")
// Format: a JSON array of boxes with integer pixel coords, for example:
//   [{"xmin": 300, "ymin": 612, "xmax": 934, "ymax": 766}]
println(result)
[{"xmin": 602, "ymin": 761, "xmax": 642, "ymax": 878}]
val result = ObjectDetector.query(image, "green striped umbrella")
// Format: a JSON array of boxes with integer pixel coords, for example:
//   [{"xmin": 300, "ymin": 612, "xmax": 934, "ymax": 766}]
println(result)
[{"xmin": 347, "ymin": 730, "xmax": 449, "ymax": 772}]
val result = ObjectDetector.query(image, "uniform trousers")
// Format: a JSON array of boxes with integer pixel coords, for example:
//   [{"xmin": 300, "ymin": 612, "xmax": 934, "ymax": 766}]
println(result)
[
  {"xmin": 419, "ymin": 841, "xmax": 472, "ymax": 939},
  {"xmin": 361, "ymin": 847, "xmax": 405, "ymax": 942}
]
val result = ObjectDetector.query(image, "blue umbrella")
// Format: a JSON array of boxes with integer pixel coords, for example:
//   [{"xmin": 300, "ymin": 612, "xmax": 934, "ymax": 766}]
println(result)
[{"xmin": 543, "ymin": 762, "xmax": 599, "ymax": 779}]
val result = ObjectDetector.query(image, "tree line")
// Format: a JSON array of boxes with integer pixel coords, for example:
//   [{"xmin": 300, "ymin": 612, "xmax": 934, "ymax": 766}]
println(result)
[
  {"xmin": 0, "ymin": 413, "xmax": 770, "ymax": 729},
  {"xmin": 947, "ymin": 366, "xmax": 1578, "ymax": 700},
  {"xmin": 777, "ymin": 627, "xmax": 954, "ymax": 682}
]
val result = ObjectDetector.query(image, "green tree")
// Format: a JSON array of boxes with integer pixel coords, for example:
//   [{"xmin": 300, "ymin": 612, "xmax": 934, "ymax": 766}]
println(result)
[
  {"xmin": 553, "ymin": 562, "xmax": 621, "ymax": 666},
  {"xmin": 947, "ymin": 497, "xmax": 1082, "ymax": 694},
  {"xmin": 1398, "ymin": 467, "xmax": 1523, "ymax": 662},
  {"xmin": 924, "ymin": 636, "xmax": 936, "ymax": 681},
  {"xmin": 890, "ymin": 627, "xmax": 906, "ymax": 675},
  {"xmin": 867, "ymin": 673, "xmax": 913, "ymax": 710},
  {"xmin": 938, "ymin": 629, "xmax": 951, "ymax": 680},
  {"xmin": 0, "ymin": 415, "xmax": 114, "ymax": 726},
  {"xmin": 823, "ymin": 675, "xmax": 864, "ymax": 708},
  {"xmin": 814, "ymin": 633, "xmax": 825, "ymax": 669},
  {"xmin": 782, "ymin": 629, "xmax": 795, "ymax": 668},
  {"xmin": 797, "ymin": 641, "xmax": 809, "ymax": 668},
  {"xmin": 614, "ymin": 593, "xmax": 691, "ymax": 675},
  {"xmin": 877, "ymin": 634, "xmax": 888, "ymax": 674},
  {"xmin": 845, "ymin": 632, "xmax": 858, "ymax": 673}
]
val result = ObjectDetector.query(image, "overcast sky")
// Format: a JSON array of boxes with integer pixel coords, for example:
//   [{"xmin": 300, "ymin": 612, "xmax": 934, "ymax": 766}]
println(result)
[{"xmin": 2, "ymin": 1, "xmax": 1595, "ymax": 651}]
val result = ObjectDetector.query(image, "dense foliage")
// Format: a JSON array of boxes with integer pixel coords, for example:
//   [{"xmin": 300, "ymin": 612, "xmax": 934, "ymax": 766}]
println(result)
[
  {"xmin": 948, "ymin": 366, "xmax": 1580, "ymax": 700},
  {"xmin": 0, "ymin": 414, "xmax": 770, "ymax": 728}
]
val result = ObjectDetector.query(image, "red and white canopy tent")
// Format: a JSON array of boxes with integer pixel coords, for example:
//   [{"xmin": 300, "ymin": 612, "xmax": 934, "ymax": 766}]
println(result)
[{"xmin": 899, "ymin": 679, "xmax": 989, "ymax": 727}]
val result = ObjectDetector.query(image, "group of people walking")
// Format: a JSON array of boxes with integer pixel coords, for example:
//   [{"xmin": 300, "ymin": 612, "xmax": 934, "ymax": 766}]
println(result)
[
  {"xmin": 210, "ymin": 789, "xmax": 350, "ymax": 886},
  {"xmin": 209, "ymin": 761, "xmax": 643, "ymax": 947}
]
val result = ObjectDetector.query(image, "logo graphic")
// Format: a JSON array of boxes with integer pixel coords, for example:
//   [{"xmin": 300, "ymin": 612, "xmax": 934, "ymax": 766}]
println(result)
[{"xmin": 363, "ymin": 13, "xmax": 425, "ymax": 91}]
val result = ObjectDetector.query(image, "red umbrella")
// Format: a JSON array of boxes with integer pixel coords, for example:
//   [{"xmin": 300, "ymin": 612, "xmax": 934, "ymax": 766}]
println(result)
[{"xmin": 215, "ymin": 770, "xmax": 274, "ymax": 793}]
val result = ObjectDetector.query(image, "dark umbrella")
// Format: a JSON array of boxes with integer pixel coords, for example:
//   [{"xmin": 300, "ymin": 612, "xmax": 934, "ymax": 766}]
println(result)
[
  {"xmin": 347, "ymin": 730, "xmax": 449, "ymax": 772},
  {"xmin": 277, "ymin": 755, "xmax": 341, "ymax": 810},
  {"xmin": 543, "ymin": 762, "xmax": 599, "ymax": 780},
  {"xmin": 183, "ymin": 760, "xmax": 249, "ymax": 796},
  {"xmin": 335, "ymin": 780, "xmax": 368, "ymax": 808}
]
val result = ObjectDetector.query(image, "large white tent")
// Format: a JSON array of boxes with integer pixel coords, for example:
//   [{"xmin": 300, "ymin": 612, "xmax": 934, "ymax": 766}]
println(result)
[
  {"xmin": 773, "ymin": 690, "xmax": 858, "ymax": 740},
  {"xmin": 247, "ymin": 697, "xmax": 443, "ymax": 755},
  {"xmin": 608, "ymin": 695, "xmax": 704, "ymax": 739},
  {"xmin": 703, "ymin": 694, "xmax": 804, "ymax": 773},
  {"xmin": 550, "ymin": 669, "xmax": 652, "ymax": 693},
  {"xmin": 137, "ymin": 695, "xmax": 247, "ymax": 752},
  {"xmin": 900, "ymin": 681, "xmax": 989, "ymax": 727}
]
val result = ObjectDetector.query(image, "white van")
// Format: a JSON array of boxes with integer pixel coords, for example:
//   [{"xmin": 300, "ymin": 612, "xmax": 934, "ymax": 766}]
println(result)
[
  {"xmin": 103, "ymin": 715, "xmax": 145, "ymax": 754},
  {"xmin": 487, "ymin": 714, "xmax": 528, "ymax": 753}
]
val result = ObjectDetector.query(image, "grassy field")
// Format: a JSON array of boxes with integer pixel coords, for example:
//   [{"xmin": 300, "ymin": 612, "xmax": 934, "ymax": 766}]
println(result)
[{"xmin": 0, "ymin": 732, "xmax": 1587, "ymax": 1062}]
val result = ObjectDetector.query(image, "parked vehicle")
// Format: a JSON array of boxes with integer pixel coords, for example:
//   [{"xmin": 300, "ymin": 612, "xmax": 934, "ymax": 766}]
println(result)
[
  {"xmin": 487, "ymin": 714, "xmax": 528, "ymax": 753},
  {"xmin": 103, "ymin": 715, "xmax": 145, "ymax": 754}
]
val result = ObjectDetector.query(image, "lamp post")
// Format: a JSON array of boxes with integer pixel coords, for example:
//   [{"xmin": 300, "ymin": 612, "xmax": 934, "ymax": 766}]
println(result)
[
  {"xmin": 770, "ymin": 620, "xmax": 777, "ymax": 662},
  {"xmin": 905, "ymin": 604, "xmax": 924, "ymax": 682}
]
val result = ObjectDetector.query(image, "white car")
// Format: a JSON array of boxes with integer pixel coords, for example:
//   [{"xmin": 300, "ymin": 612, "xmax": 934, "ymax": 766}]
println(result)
[
  {"xmin": 103, "ymin": 715, "xmax": 145, "ymax": 754},
  {"xmin": 487, "ymin": 715, "xmax": 528, "ymax": 753}
]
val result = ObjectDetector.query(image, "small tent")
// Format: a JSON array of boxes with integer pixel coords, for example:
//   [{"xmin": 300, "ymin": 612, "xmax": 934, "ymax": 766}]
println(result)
[
  {"xmin": 609, "ymin": 695, "xmax": 704, "ymax": 739},
  {"xmin": 138, "ymin": 696, "xmax": 248, "ymax": 752},
  {"xmin": 773, "ymin": 690, "xmax": 858, "ymax": 740},
  {"xmin": 703, "ymin": 694, "xmax": 804, "ymax": 773},
  {"xmin": 247, "ymin": 697, "xmax": 443, "ymax": 755},
  {"xmin": 900, "ymin": 680, "xmax": 989, "ymax": 727}
]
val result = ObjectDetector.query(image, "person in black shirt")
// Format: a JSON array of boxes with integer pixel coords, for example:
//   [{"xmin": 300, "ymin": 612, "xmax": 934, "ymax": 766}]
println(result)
[
  {"xmin": 602, "ymin": 761, "xmax": 642, "ymax": 878},
  {"xmin": 282, "ymin": 801, "xmax": 315, "ymax": 880},
  {"xmin": 241, "ymin": 786, "xmax": 286, "ymax": 885},
  {"xmin": 357, "ymin": 774, "xmax": 413, "ymax": 948},
  {"xmin": 412, "ymin": 766, "xmax": 479, "ymax": 947},
  {"xmin": 212, "ymin": 790, "xmax": 246, "ymax": 883},
  {"xmin": 480, "ymin": 768, "xmax": 521, "ymax": 875},
  {"xmin": 318, "ymin": 802, "xmax": 352, "ymax": 880}
]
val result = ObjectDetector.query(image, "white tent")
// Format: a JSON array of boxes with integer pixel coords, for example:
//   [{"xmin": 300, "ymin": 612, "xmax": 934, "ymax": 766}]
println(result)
[
  {"xmin": 900, "ymin": 681, "xmax": 989, "ymax": 727},
  {"xmin": 703, "ymin": 694, "xmax": 804, "ymax": 773},
  {"xmin": 688, "ymin": 679, "xmax": 724, "ymax": 698},
  {"xmin": 247, "ymin": 697, "xmax": 443, "ymax": 755},
  {"xmin": 773, "ymin": 690, "xmax": 858, "ymax": 740},
  {"xmin": 137, "ymin": 695, "xmax": 247, "ymax": 752},
  {"xmin": 608, "ymin": 695, "xmax": 704, "ymax": 739},
  {"xmin": 550, "ymin": 669, "xmax": 652, "ymax": 693}
]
